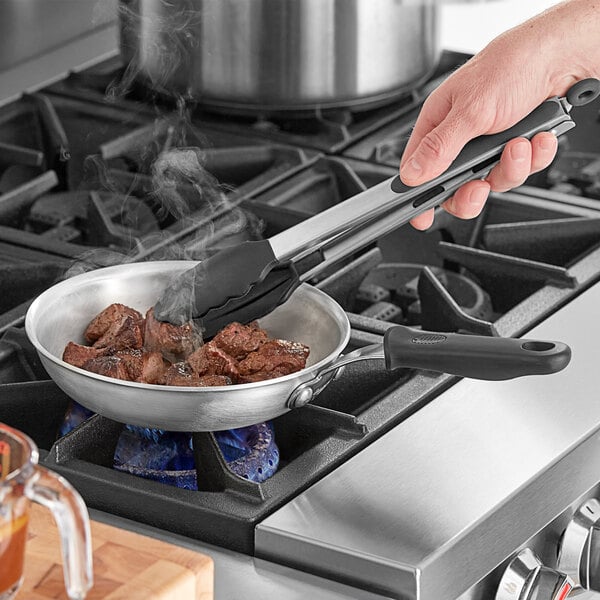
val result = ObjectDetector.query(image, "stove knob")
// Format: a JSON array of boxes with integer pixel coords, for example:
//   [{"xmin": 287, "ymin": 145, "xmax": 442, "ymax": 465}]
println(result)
[
  {"xmin": 558, "ymin": 498, "xmax": 600, "ymax": 591},
  {"xmin": 496, "ymin": 548, "xmax": 573, "ymax": 600}
]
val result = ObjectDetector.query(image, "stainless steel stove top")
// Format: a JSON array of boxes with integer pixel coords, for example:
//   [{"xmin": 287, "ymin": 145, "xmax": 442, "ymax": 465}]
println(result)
[{"xmin": 257, "ymin": 279, "xmax": 600, "ymax": 599}]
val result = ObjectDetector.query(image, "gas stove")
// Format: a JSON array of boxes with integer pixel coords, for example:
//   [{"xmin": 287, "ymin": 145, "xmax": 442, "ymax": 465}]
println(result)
[{"xmin": 3, "ymin": 46, "xmax": 600, "ymax": 600}]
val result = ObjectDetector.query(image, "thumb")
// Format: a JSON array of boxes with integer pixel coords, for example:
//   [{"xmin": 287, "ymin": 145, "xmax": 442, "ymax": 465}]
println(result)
[{"xmin": 400, "ymin": 105, "xmax": 486, "ymax": 187}]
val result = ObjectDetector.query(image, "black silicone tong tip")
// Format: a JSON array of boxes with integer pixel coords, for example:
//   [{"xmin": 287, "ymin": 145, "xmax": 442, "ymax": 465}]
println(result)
[
  {"xmin": 197, "ymin": 263, "xmax": 300, "ymax": 339},
  {"xmin": 153, "ymin": 239, "xmax": 280, "ymax": 326}
]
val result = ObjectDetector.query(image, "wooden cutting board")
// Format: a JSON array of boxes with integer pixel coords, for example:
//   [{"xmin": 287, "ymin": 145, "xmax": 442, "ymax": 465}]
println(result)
[{"xmin": 17, "ymin": 503, "xmax": 213, "ymax": 600}]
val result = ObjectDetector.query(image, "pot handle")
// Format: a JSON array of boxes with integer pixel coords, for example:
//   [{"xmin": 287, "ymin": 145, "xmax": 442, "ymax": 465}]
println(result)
[{"xmin": 384, "ymin": 326, "xmax": 571, "ymax": 380}]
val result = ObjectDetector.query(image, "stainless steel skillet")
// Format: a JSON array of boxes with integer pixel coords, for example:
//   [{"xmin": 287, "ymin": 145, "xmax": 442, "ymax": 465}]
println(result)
[{"xmin": 25, "ymin": 261, "xmax": 571, "ymax": 432}]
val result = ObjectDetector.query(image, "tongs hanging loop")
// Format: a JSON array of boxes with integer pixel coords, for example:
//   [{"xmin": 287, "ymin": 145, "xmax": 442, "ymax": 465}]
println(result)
[{"xmin": 154, "ymin": 79, "xmax": 600, "ymax": 338}]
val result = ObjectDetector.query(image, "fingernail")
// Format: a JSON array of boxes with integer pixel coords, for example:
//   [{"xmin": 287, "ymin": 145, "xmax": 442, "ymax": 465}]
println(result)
[
  {"xmin": 509, "ymin": 141, "xmax": 529, "ymax": 162},
  {"xmin": 400, "ymin": 157, "xmax": 422, "ymax": 180},
  {"xmin": 468, "ymin": 186, "xmax": 488, "ymax": 207}
]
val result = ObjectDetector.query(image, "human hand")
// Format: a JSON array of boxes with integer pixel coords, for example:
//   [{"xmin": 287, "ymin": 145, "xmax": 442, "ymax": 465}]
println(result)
[{"xmin": 400, "ymin": 0, "xmax": 598, "ymax": 230}]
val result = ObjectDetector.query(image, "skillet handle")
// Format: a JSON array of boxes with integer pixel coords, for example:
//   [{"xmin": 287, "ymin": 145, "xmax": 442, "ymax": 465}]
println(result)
[{"xmin": 383, "ymin": 326, "xmax": 571, "ymax": 380}]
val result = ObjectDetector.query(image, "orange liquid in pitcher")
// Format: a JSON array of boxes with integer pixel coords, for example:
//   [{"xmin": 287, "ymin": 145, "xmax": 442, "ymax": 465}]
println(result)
[{"xmin": 0, "ymin": 512, "xmax": 29, "ymax": 591}]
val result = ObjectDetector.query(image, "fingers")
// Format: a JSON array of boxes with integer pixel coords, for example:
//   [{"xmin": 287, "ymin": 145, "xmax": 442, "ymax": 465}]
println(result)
[
  {"xmin": 410, "ymin": 210, "xmax": 435, "ymax": 231},
  {"xmin": 485, "ymin": 133, "xmax": 557, "ymax": 192},
  {"xmin": 433, "ymin": 133, "xmax": 557, "ymax": 227},
  {"xmin": 405, "ymin": 128, "xmax": 558, "ymax": 230},
  {"xmin": 530, "ymin": 131, "xmax": 558, "ymax": 173},
  {"xmin": 443, "ymin": 180, "xmax": 491, "ymax": 220},
  {"xmin": 409, "ymin": 181, "xmax": 491, "ymax": 229},
  {"xmin": 486, "ymin": 138, "xmax": 532, "ymax": 192},
  {"xmin": 400, "ymin": 104, "xmax": 483, "ymax": 187}
]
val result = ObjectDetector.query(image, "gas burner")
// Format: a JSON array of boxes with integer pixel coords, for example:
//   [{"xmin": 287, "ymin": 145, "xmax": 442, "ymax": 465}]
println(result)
[
  {"xmin": 113, "ymin": 422, "xmax": 279, "ymax": 489},
  {"xmin": 58, "ymin": 399, "xmax": 280, "ymax": 490},
  {"xmin": 357, "ymin": 263, "xmax": 495, "ymax": 330}
]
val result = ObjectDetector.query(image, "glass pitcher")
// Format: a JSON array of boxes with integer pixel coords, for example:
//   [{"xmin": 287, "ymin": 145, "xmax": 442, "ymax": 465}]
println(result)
[{"xmin": 0, "ymin": 422, "xmax": 93, "ymax": 599}]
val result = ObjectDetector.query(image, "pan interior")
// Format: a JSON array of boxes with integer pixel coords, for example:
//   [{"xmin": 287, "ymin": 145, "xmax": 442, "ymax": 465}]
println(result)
[{"xmin": 27, "ymin": 261, "xmax": 349, "ymax": 375}]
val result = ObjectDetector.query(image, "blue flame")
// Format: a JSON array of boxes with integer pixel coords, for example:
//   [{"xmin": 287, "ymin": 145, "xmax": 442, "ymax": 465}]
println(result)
[{"xmin": 61, "ymin": 401, "xmax": 280, "ymax": 489}]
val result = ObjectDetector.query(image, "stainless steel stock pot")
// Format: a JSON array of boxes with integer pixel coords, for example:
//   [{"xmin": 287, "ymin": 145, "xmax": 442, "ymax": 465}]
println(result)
[{"xmin": 119, "ymin": 0, "xmax": 441, "ymax": 112}]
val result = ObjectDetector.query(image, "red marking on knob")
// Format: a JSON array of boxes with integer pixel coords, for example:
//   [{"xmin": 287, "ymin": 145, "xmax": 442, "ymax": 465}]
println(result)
[{"xmin": 555, "ymin": 582, "xmax": 572, "ymax": 600}]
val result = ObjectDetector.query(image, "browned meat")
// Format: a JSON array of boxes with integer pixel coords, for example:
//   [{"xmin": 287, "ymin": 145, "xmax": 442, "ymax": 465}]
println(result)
[
  {"xmin": 144, "ymin": 307, "xmax": 202, "ymax": 362},
  {"xmin": 238, "ymin": 339, "xmax": 309, "ymax": 383},
  {"xmin": 197, "ymin": 374, "xmax": 231, "ymax": 386},
  {"xmin": 161, "ymin": 362, "xmax": 192, "ymax": 386},
  {"xmin": 211, "ymin": 321, "xmax": 269, "ymax": 360},
  {"xmin": 187, "ymin": 342, "xmax": 240, "ymax": 381},
  {"xmin": 63, "ymin": 342, "xmax": 107, "ymax": 368},
  {"xmin": 84, "ymin": 303, "xmax": 143, "ymax": 344},
  {"xmin": 66, "ymin": 303, "xmax": 309, "ymax": 387},
  {"xmin": 115, "ymin": 349, "xmax": 143, "ymax": 380},
  {"xmin": 92, "ymin": 314, "xmax": 145, "ymax": 352},
  {"xmin": 139, "ymin": 351, "xmax": 169, "ymax": 384},
  {"xmin": 82, "ymin": 355, "xmax": 133, "ymax": 381},
  {"xmin": 162, "ymin": 362, "xmax": 199, "ymax": 386},
  {"xmin": 114, "ymin": 350, "xmax": 168, "ymax": 384},
  {"xmin": 163, "ymin": 362, "xmax": 232, "ymax": 386}
]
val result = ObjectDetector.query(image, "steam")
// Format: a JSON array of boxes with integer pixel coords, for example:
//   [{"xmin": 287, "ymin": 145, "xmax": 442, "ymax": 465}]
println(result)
[
  {"xmin": 65, "ymin": 248, "xmax": 130, "ymax": 279},
  {"xmin": 151, "ymin": 147, "xmax": 220, "ymax": 221},
  {"xmin": 68, "ymin": 116, "xmax": 264, "ymax": 326},
  {"xmin": 64, "ymin": 1, "xmax": 265, "ymax": 327},
  {"xmin": 107, "ymin": 0, "xmax": 201, "ymax": 101},
  {"xmin": 153, "ymin": 267, "xmax": 198, "ymax": 325}
]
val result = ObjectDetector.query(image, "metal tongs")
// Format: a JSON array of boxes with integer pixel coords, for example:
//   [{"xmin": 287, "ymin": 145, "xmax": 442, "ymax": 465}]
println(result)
[{"xmin": 154, "ymin": 79, "xmax": 600, "ymax": 336}]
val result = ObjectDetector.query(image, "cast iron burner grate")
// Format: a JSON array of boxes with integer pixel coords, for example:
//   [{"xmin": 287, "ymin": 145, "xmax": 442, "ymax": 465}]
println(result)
[{"xmin": 0, "ymin": 91, "xmax": 316, "ymax": 264}]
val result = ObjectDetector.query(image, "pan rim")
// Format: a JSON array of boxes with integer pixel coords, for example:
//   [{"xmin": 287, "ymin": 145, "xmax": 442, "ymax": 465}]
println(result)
[{"xmin": 25, "ymin": 260, "xmax": 351, "ymax": 393}]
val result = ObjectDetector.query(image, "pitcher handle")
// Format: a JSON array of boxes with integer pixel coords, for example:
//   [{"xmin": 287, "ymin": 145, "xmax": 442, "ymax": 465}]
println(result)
[{"xmin": 25, "ymin": 466, "xmax": 93, "ymax": 600}]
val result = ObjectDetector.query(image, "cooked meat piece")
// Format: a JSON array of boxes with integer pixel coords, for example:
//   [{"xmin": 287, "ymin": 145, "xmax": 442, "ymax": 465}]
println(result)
[
  {"xmin": 211, "ymin": 321, "xmax": 269, "ymax": 360},
  {"xmin": 140, "ymin": 351, "xmax": 169, "ymax": 384},
  {"xmin": 187, "ymin": 342, "xmax": 240, "ymax": 381},
  {"xmin": 84, "ymin": 303, "xmax": 143, "ymax": 344},
  {"xmin": 162, "ymin": 362, "xmax": 232, "ymax": 387},
  {"xmin": 238, "ymin": 339, "xmax": 309, "ymax": 383},
  {"xmin": 82, "ymin": 355, "xmax": 133, "ymax": 381},
  {"xmin": 162, "ymin": 362, "xmax": 203, "ymax": 386},
  {"xmin": 197, "ymin": 374, "xmax": 231, "ymax": 387},
  {"xmin": 93, "ymin": 314, "xmax": 145, "ymax": 352},
  {"xmin": 115, "ymin": 350, "xmax": 169, "ymax": 384},
  {"xmin": 144, "ymin": 307, "xmax": 202, "ymax": 362},
  {"xmin": 115, "ymin": 349, "xmax": 143, "ymax": 380},
  {"xmin": 63, "ymin": 342, "xmax": 107, "ymax": 369}
]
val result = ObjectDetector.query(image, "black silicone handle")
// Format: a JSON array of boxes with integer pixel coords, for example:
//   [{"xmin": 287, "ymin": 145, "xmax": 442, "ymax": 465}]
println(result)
[
  {"xmin": 383, "ymin": 326, "xmax": 571, "ymax": 380},
  {"xmin": 392, "ymin": 79, "xmax": 600, "ymax": 195},
  {"xmin": 154, "ymin": 239, "xmax": 278, "ymax": 324},
  {"xmin": 392, "ymin": 98, "xmax": 568, "ymax": 194},
  {"xmin": 566, "ymin": 78, "xmax": 600, "ymax": 106}
]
